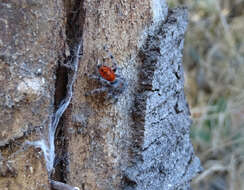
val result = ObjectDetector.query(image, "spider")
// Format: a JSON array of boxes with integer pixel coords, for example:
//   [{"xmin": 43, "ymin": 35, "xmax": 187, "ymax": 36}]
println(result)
[{"xmin": 85, "ymin": 46, "xmax": 126, "ymax": 103}]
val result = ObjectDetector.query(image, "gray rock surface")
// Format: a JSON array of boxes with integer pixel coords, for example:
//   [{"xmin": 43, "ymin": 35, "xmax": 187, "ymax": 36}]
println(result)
[{"xmin": 125, "ymin": 8, "xmax": 202, "ymax": 190}]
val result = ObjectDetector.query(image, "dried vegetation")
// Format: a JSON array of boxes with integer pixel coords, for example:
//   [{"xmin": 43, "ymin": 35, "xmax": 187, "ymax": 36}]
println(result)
[{"xmin": 168, "ymin": 0, "xmax": 244, "ymax": 189}]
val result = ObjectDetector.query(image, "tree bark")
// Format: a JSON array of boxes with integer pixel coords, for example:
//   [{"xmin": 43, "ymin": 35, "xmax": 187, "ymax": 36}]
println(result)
[
  {"xmin": 0, "ymin": 0, "xmax": 201, "ymax": 189},
  {"xmin": 0, "ymin": 0, "xmax": 65, "ymax": 189}
]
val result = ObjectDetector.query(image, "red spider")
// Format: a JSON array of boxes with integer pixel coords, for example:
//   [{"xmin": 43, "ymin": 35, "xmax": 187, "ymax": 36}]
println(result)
[
  {"xmin": 98, "ymin": 65, "xmax": 116, "ymax": 82},
  {"xmin": 85, "ymin": 46, "xmax": 126, "ymax": 103}
]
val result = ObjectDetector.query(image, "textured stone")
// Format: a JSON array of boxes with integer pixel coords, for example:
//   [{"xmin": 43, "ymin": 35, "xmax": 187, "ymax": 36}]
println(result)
[{"xmin": 123, "ymin": 8, "xmax": 202, "ymax": 190}]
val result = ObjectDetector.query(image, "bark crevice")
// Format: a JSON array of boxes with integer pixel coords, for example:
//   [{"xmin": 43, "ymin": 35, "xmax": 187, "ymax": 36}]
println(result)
[{"xmin": 51, "ymin": 0, "xmax": 86, "ymax": 185}]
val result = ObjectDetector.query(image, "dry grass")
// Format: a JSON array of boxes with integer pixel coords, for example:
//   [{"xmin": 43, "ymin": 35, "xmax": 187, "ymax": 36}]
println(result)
[{"xmin": 167, "ymin": 0, "xmax": 244, "ymax": 189}]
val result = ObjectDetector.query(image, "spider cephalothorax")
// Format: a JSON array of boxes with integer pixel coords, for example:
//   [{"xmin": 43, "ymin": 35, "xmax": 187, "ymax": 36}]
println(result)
[{"xmin": 85, "ymin": 47, "xmax": 126, "ymax": 103}]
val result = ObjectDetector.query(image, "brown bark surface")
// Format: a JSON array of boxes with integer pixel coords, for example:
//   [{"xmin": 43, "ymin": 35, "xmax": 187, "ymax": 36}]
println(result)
[
  {"xmin": 65, "ymin": 1, "xmax": 153, "ymax": 189},
  {"xmin": 0, "ymin": 0, "xmax": 65, "ymax": 189}
]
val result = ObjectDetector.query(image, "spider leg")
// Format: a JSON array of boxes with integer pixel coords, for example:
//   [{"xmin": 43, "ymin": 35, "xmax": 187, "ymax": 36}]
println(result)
[
  {"xmin": 87, "ymin": 74, "xmax": 112, "ymax": 86},
  {"xmin": 86, "ymin": 74, "xmax": 100, "ymax": 80},
  {"xmin": 105, "ymin": 91, "xmax": 118, "ymax": 104},
  {"xmin": 105, "ymin": 91, "xmax": 113, "ymax": 100},
  {"xmin": 103, "ymin": 45, "xmax": 118, "ymax": 72},
  {"xmin": 85, "ymin": 87, "xmax": 108, "ymax": 96}
]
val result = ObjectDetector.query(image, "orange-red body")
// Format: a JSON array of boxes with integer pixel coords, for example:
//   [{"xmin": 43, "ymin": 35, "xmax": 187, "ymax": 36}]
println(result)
[{"xmin": 99, "ymin": 65, "xmax": 116, "ymax": 82}]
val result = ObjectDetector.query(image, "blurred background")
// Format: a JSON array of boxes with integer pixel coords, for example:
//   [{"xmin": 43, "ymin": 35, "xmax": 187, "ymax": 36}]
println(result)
[{"xmin": 167, "ymin": 0, "xmax": 244, "ymax": 189}]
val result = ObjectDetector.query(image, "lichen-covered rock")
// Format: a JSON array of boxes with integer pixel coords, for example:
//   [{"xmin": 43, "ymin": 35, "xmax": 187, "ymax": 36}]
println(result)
[{"xmin": 125, "ymin": 8, "xmax": 202, "ymax": 189}]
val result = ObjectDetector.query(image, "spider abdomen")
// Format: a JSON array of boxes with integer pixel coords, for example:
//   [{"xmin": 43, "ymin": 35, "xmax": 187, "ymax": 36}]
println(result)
[{"xmin": 98, "ymin": 65, "xmax": 116, "ymax": 82}]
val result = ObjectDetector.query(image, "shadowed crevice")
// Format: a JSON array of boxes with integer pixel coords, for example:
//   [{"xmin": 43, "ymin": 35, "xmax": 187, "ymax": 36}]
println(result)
[{"xmin": 51, "ymin": 0, "xmax": 85, "ymax": 186}]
